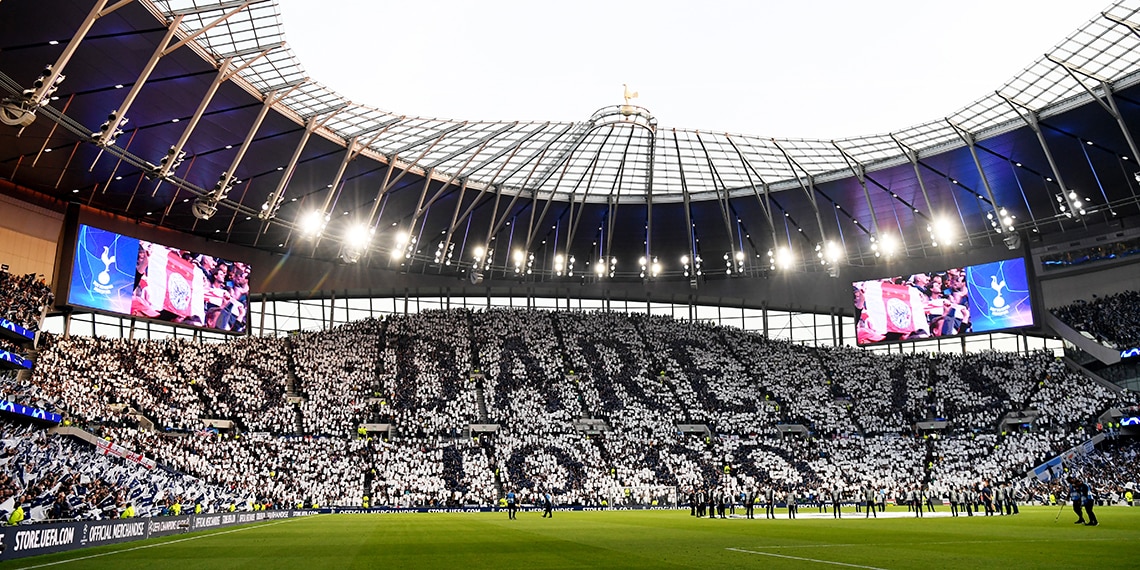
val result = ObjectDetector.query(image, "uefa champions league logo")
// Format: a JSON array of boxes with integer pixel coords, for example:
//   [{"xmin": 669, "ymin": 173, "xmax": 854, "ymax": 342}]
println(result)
[
  {"xmin": 988, "ymin": 275, "xmax": 1009, "ymax": 317},
  {"xmin": 92, "ymin": 246, "xmax": 116, "ymax": 295}
]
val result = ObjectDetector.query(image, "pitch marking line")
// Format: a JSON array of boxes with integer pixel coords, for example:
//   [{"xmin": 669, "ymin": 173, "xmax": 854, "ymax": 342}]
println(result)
[
  {"xmin": 726, "ymin": 547, "xmax": 888, "ymax": 569},
  {"xmin": 13, "ymin": 516, "xmax": 315, "ymax": 569},
  {"xmin": 733, "ymin": 537, "xmax": 1116, "ymax": 550}
]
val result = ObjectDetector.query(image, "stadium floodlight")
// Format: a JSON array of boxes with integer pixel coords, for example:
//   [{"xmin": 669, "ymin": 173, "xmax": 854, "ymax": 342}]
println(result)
[
  {"xmin": 1056, "ymin": 191, "xmax": 1090, "ymax": 218},
  {"xmin": 870, "ymin": 233, "xmax": 898, "ymax": 258},
  {"xmin": 771, "ymin": 246, "xmax": 794, "ymax": 270},
  {"xmin": 927, "ymin": 216, "xmax": 957, "ymax": 248},
  {"xmin": 651, "ymin": 257, "xmax": 661, "ymax": 278},
  {"xmin": 825, "ymin": 241, "xmax": 843, "ymax": 264},
  {"xmin": 345, "ymin": 223, "xmax": 372, "ymax": 249},
  {"xmin": 341, "ymin": 224, "xmax": 372, "ymax": 264},
  {"xmin": 986, "ymin": 208, "xmax": 1016, "ymax": 234},
  {"xmin": 91, "ymin": 110, "xmax": 127, "ymax": 146},
  {"xmin": 299, "ymin": 209, "xmax": 327, "ymax": 237},
  {"xmin": 594, "ymin": 260, "xmax": 606, "ymax": 277},
  {"xmin": 815, "ymin": 241, "xmax": 843, "ymax": 265}
]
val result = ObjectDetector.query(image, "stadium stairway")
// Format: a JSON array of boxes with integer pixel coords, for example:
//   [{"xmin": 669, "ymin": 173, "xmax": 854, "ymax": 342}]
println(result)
[
  {"xmin": 922, "ymin": 437, "xmax": 935, "ymax": 484},
  {"xmin": 463, "ymin": 312, "xmax": 491, "ymax": 423},
  {"xmin": 465, "ymin": 310, "xmax": 479, "ymax": 374},
  {"xmin": 493, "ymin": 465, "xmax": 504, "ymax": 499},
  {"xmin": 630, "ymin": 316, "xmax": 692, "ymax": 423},
  {"xmin": 473, "ymin": 373, "xmax": 490, "ymax": 423},
  {"xmin": 281, "ymin": 337, "xmax": 306, "ymax": 434},
  {"xmin": 548, "ymin": 313, "xmax": 595, "ymax": 418},
  {"xmin": 591, "ymin": 435, "xmax": 616, "ymax": 476},
  {"xmin": 821, "ymin": 364, "xmax": 867, "ymax": 437},
  {"xmin": 282, "ymin": 338, "xmax": 300, "ymax": 396}
]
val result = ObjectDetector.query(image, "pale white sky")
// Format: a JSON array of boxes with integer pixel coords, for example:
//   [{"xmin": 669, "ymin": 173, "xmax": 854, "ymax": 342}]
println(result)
[{"xmin": 278, "ymin": 0, "xmax": 1103, "ymax": 139}]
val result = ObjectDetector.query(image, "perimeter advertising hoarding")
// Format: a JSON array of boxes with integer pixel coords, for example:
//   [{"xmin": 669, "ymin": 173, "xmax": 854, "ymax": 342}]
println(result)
[
  {"xmin": 853, "ymin": 257, "xmax": 1034, "ymax": 346},
  {"xmin": 65, "ymin": 224, "xmax": 249, "ymax": 334},
  {"xmin": 0, "ymin": 511, "xmax": 311, "ymax": 562}
]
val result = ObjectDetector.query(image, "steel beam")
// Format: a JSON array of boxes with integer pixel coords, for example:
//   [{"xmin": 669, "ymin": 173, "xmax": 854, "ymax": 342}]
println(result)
[
  {"xmin": 695, "ymin": 133, "xmax": 741, "ymax": 255},
  {"xmin": 947, "ymin": 120, "xmax": 1005, "ymax": 227},
  {"xmin": 21, "ymin": 0, "xmax": 133, "ymax": 108},
  {"xmin": 831, "ymin": 140, "xmax": 881, "ymax": 237},
  {"xmin": 724, "ymin": 135, "xmax": 778, "ymax": 245},
  {"xmin": 998, "ymin": 94, "xmax": 1072, "ymax": 207},
  {"xmin": 94, "ymin": 16, "xmax": 184, "ymax": 148},
  {"xmin": 258, "ymin": 115, "xmax": 320, "ymax": 221},
  {"xmin": 213, "ymin": 85, "xmax": 299, "ymax": 203},
  {"xmin": 771, "ymin": 139, "xmax": 827, "ymax": 242},
  {"xmin": 154, "ymin": 57, "xmax": 234, "ymax": 183}
]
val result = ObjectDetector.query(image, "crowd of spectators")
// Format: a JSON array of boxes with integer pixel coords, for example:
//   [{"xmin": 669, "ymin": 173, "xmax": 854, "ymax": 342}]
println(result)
[
  {"xmin": 0, "ymin": 271, "xmax": 52, "ymax": 332},
  {"xmin": 473, "ymin": 309, "xmax": 580, "ymax": 429},
  {"xmin": 492, "ymin": 430, "xmax": 622, "ymax": 506},
  {"xmin": 8, "ymin": 307, "xmax": 1135, "ymax": 515},
  {"xmin": 32, "ymin": 336, "xmax": 209, "ymax": 430},
  {"xmin": 1052, "ymin": 289, "xmax": 1140, "ymax": 350},
  {"xmin": 379, "ymin": 311, "xmax": 480, "ymax": 435},
  {"xmin": 929, "ymin": 431, "xmax": 1080, "ymax": 494},
  {"xmin": 106, "ymin": 427, "xmax": 368, "ymax": 508},
  {"xmin": 0, "ymin": 419, "xmax": 243, "ymax": 524},
  {"xmin": 293, "ymin": 318, "xmax": 384, "ymax": 435},
  {"xmin": 1022, "ymin": 437, "xmax": 1140, "ymax": 506}
]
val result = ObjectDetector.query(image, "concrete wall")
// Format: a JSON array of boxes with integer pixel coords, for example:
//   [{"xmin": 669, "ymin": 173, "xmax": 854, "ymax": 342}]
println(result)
[{"xmin": 0, "ymin": 194, "xmax": 62, "ymax": 280}]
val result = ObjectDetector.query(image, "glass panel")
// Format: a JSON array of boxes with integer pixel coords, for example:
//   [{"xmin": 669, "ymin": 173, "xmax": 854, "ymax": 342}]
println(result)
[
  {"xmin": 41, "ymin": 315, "xmax": 65, "ymax": 336},
  {"xmin": 579, "ymin": 298, "xmax": 605, "ymax": 311}
]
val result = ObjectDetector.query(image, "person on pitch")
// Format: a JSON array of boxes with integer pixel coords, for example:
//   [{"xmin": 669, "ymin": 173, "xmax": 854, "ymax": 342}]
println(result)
[
  {"xmin": 864, "ymin": 485, "xmax": 877, "ymax": 518},
  {"xmin": 506, "ymin": 488, "xmax": 518, "ymax": 520},
  {"xmin": 766, "ymin": 486, "xmax": 777, "ymax": 519}
]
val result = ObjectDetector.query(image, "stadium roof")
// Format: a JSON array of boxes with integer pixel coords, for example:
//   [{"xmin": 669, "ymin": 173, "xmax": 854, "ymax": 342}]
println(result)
[{"xmin": 4, "ymin": 0, "xmax": 1140, "ymax": 278}]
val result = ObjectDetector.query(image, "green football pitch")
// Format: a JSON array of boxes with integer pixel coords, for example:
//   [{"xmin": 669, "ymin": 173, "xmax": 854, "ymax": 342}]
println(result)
[{"xmin": 11, "ymin": 506, "xmax": 1140, "ymax": 569}]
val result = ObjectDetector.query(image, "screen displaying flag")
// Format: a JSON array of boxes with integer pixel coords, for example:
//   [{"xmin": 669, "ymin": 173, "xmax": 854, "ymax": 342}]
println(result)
[{"xmin": 161, "ymin": 250, "xmax": 195, "ymax": 318}]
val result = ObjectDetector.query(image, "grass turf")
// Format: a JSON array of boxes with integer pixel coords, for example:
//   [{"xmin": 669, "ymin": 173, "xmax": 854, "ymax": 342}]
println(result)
[{"xmin": 11, "ymin": 506, "xmax": 1140, "ymax": 569}]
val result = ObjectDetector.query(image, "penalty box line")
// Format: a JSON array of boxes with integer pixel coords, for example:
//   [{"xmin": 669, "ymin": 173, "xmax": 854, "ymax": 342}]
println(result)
[
  {"xmin": 14, "ymin": 516, "xmax": 317, "ymax": 569},
  {"xmin": 726, "ymin": 547, "xmax": 888, "ymax": 569},
  {"xmin": 731, "ymin": 537, "xmax": 1117, "ymax": 550},
  {"xmin": 726, "ymin": 537, "xmax": 1117, "ymax": 567}
]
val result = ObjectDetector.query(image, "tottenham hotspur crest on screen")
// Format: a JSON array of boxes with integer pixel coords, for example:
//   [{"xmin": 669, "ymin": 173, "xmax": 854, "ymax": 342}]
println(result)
[{"xmin": 92, "ymin": 246, "xmax": 116, "ymax": 295}]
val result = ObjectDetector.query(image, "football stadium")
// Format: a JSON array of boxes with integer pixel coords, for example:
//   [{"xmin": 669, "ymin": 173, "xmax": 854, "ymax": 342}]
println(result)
[{"xmin": 0, "ymin": 0, "xmax": 1139, "ymax": 567}]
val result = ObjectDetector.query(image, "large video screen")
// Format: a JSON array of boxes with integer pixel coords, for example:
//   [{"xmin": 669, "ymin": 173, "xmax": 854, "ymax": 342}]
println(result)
[
  {"xmin": 67, "ymin": 224, "xmax": 250, "ymax": 333},
  {"xmin": 853, "ymin": 257, "xmax": 1034, "ymax": 346}
]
